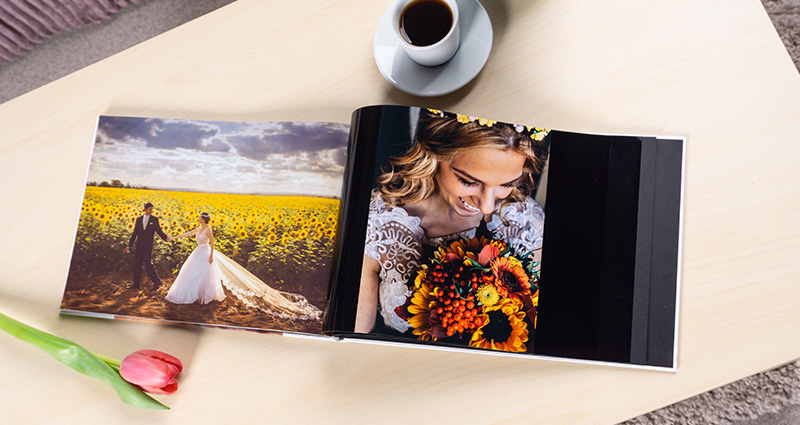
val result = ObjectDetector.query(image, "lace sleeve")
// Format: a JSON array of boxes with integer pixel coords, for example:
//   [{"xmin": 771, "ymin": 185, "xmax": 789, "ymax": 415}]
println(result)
[
  {"xmin": 487, "ymin": 197, "xmax": 545, "ymax": 252},
  {"xmin": 363, "ymin": 195, "xmax": 424, "ymax": 333}
]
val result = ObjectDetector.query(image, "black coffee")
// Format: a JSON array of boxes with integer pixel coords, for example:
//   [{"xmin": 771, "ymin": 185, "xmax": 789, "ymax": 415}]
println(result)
[{"xmin": 399, "ymin": 0, "xmax": 453, "ymax": 47}]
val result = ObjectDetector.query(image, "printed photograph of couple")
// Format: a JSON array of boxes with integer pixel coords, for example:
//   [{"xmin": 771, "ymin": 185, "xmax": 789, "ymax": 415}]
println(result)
[
  {"xmin": 354, "ymin": 107, "xmax": 551, "ymax": 353},
  {"xmin": 61, "ymin": 116, "xmax": 349, "ymax": 334}
]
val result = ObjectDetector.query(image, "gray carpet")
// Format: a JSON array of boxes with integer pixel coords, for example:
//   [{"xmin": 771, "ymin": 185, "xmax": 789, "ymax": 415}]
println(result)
[
  {"xmin": 0, "ymin": 1, "xmax": 798, "ymax": 424},
  {"xmin": 0, "ymin": 0, "xmax": 237, "ymax": 103}
]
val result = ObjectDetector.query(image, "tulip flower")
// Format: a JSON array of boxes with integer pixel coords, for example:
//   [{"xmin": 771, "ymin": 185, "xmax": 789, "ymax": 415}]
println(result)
[
  {"xmin": 120, "ymin": 350, "xmax": 183, "ymax": 395},
  {"xmin": 477, "ymin": 244, "xmax": 501, "ymax": 266},
  {"xmin": 0, "ymin": 310, "xmax": 178, "ymax": 409}
]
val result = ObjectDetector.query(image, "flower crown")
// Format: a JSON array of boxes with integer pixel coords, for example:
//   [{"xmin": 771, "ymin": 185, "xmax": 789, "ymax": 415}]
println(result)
[{"xmin": 426, "ymin": 109, "xmax": 549, "ymax": 142}]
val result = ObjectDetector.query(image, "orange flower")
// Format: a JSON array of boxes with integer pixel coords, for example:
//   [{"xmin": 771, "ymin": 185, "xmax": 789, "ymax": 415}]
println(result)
[{"xmin": 490, "ymin": 257, "xmax": 531, "ymax": 300}]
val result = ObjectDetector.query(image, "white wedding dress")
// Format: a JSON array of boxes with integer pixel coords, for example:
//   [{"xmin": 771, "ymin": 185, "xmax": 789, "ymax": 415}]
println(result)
[
  {"xmin": 166, "ymin": 229, "xmax": 225, "ymax": 305},
  {"xmin": 166, "ymin": 227, "xmax": 321, "ymax": 320},
  {"xmin": 363, "ymin": 191, "xmax": 545, "ymax": 333}
]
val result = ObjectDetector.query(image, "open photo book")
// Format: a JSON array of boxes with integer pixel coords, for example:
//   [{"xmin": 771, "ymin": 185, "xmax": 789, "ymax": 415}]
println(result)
[{"xmin": 61, "ymin": 105, "xmax": 684, "ymax": 371}]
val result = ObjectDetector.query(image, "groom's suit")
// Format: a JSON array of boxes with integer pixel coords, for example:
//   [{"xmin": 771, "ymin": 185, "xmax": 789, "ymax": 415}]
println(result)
[{"xmin": 128, "ymin": 214, "xmax": 168, "ymax": 289}]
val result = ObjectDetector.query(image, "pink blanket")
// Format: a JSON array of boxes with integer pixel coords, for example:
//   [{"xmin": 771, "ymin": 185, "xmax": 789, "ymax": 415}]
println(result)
[{"xmin": 0, "ymin": 0, "xmax": 139, "ymax": 65}]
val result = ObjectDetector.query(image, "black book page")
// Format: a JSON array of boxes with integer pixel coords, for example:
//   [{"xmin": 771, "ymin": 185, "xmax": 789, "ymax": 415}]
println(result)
[{"xmin": 534, "ymin": 132, "xmax": 682, "ymax": 368}]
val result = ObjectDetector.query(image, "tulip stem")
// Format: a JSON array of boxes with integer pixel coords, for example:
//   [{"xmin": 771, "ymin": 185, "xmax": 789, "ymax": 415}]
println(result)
[
  {"xmin": 0, "ymin": 311, "xmax": 169, "ymax": 410},
  {"xmin": 92, "ymin": 352, "xmax": 122, "ymax": 371}
]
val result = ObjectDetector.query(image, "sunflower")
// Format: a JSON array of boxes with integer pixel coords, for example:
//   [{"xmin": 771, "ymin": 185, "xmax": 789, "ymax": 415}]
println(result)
[
  {"xmin": 238, "ymin": 230, "xmax": 248, "ymax": 239},
  {"xmin": 470, "ymin": 298, "xmax": 529, "ymax": 352},
  {"xmin": 490, "ymin": 257, "xmax": 531, "ymax": 300},
  {"xmin": 413, "ymin": 265, "xmax": 428, "ymax": 290},
  {"xmin": 475, "ymin": 284, "xmax": 500, "ymax": 308},
  {"xmin": 267, "ymin": 234, "xmax": 277, "ymax": 243},
  {"xmin": 435, "ymin": 236, "xmax": 486, "ymax": 263},
  {"xmin": 531, "ymin": 289, "xmax": 539, "ymax": 328},
  {"xmin": 405, "ymin": 283, "xmax": 439, "ymax": 341}
]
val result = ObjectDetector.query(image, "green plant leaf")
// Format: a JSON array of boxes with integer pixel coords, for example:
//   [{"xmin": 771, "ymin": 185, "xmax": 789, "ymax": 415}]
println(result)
[{"xmin": 0, "ymin": 311, "xmax": 168, "ymax": 410}]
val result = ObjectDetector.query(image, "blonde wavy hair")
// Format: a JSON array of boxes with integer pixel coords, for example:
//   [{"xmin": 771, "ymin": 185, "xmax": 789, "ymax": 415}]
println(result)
[{"xmin": 378, "ymin": 110, "xmax": 549, "ymax": 207}]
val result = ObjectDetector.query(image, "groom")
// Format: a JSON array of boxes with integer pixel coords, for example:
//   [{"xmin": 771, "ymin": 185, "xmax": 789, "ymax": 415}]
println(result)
[{"xmin": 125, "ymin": 202, "xmax": 168, "ymax": 290}]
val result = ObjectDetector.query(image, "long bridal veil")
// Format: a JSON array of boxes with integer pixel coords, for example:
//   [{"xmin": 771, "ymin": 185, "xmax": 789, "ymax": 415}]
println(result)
[{"xmin": 214, "ymin": 251, "xmax": 322, "ymax": 321}]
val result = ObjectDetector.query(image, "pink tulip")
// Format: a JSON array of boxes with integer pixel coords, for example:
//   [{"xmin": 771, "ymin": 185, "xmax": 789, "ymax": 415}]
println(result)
[
  {"xmin": 119, "ymin": 350, "xmax": 183, "ymax": 395},
  {"xmin": 477, "ymin": 244, "xmax": 500, "ymax": 266}
]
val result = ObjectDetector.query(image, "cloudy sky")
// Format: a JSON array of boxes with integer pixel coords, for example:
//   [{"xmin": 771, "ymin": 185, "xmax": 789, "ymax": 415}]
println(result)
[{"xmin": 89, "ymin": 116, "xmax": 350, "ymax": 197}]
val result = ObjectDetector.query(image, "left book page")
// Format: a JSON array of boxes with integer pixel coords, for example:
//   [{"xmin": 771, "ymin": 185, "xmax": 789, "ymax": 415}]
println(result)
[{"xmin": 60, "ymin": 116, "xmax": 350, "ymax": 335}]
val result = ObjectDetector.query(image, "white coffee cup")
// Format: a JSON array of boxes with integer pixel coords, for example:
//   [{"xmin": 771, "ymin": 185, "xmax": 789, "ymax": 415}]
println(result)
[{"xmin": 391, "ymin": 0, "xmax": 460, "ymax": 67}]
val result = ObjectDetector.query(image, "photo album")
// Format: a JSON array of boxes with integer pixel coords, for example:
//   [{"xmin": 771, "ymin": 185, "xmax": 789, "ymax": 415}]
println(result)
[{"xmin": 61, "ymin": 105, "xmax": 684, "ymax": 370}]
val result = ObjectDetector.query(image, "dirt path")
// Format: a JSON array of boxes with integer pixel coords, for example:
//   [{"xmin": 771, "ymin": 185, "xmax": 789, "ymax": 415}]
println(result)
[{"xmin": 61, "ymin": 271, "xmax": 324, "ymax": 334}]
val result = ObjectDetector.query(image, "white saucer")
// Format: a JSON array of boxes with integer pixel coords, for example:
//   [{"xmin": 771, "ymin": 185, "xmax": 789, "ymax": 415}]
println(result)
[{"xmin": 373, "ymin": 0, "xmax": 493, "ymax": 97}]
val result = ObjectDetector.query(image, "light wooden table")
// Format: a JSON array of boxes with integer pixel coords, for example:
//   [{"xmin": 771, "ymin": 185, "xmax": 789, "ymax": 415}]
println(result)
[{"xmin": 1, "ymin": 0, "xmax": 799, "ymax": 423}]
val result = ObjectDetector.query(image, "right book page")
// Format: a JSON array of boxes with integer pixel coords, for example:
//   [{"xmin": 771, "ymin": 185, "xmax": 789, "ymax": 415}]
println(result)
[{"xmin": 326, "ymin": 105, "xmax": 683, "ymax": 370}]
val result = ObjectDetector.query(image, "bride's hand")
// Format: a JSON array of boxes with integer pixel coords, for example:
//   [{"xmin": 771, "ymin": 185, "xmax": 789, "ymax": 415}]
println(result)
[
  {"xmin": 167, "ymin": 236, "xmax": 173, "ymax": 242},
  {"xmin": 208, "ymin": 256, "xmax": 213, "ymax": 264}
]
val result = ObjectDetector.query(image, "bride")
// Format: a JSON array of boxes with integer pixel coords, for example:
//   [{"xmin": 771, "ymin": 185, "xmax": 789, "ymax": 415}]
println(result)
[
  {"xmin": 165, "ymin": 212, "xmax": 321, "ymax": 321},
  {"xmin": 165, "ymin": 212, "xmax": 225, "ymax": 304}
]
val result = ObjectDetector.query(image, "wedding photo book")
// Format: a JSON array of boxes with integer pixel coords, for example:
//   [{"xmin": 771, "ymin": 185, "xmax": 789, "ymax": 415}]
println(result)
[{"xmin": 60, "ymin": 105, "xmax": 685, "ymax": 371}]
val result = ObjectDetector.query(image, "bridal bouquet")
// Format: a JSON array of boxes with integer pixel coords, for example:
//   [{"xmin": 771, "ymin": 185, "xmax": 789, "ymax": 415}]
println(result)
[{"xmin": 395, "ymin": 222, "xmax": 539, "ymax": 353}]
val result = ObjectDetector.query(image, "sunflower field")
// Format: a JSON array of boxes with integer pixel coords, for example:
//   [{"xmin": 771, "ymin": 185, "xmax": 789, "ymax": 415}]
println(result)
[{"xmin": 68, "ymin": 186, "xmax": 339, "ymax": 309}]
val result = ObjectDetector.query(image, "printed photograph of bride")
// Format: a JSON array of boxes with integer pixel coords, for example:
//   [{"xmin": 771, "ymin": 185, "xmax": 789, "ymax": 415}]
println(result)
[
  {"xmin": 353, "ymin": 107, "xmax": 549, "ymax": 353},
  {"xmin": 60, "ymin": 116, "xmax": 349, "ymax": 334}
]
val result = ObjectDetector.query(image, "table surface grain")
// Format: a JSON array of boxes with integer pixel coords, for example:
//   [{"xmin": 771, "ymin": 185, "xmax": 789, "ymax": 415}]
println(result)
[{"xmin": 1, "ymin": 0, "xmax": 799, "ymax": 423}]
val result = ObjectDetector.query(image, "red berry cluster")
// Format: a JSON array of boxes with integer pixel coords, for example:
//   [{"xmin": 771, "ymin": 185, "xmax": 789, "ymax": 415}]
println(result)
[{"xmin": 429, "ymin": 263, "xmax": 483, "ymax": 337}]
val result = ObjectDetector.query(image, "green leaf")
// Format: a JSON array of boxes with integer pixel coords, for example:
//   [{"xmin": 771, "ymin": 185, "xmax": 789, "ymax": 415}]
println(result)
[{"xmin": 0, "ymin": 311, "xmax": 169, "ymax": 410}]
